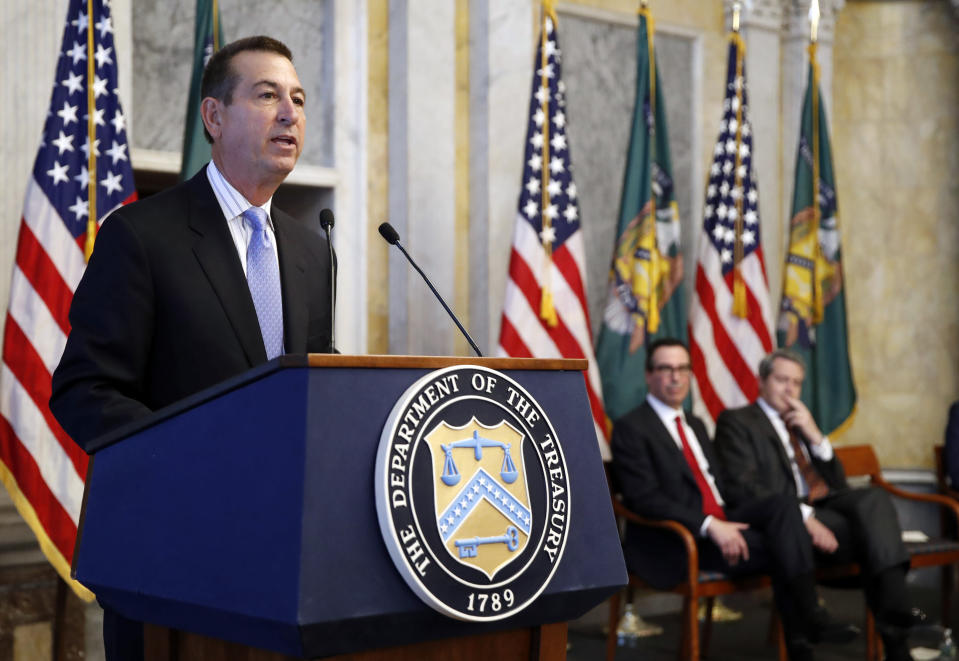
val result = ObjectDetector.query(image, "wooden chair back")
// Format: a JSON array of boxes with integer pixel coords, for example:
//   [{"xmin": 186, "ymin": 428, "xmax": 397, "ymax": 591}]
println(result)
[
  {"xmin": 935, "ymin": 444, "xmax": 948, "ymax": 492},
  {"xmin": 833, "ymin": 444, "xmax": 882, "ymax": 480}
]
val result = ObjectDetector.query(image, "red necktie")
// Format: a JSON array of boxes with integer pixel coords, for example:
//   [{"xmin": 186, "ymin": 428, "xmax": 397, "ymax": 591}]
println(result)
[{"xmin": 675, "ymin": 415, "xmax": 726, "ymax": 521}]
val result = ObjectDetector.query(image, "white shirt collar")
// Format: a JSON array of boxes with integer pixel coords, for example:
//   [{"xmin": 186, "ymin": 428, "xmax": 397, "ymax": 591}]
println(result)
[
  {"xmin": 757, "ymin": 397, "xmax": 790, "ymax": 440},
  {"xmin": 205, "ymin": 160, "xmax": 274, "ymax": 226},
  {"xmin": 757, "ymin": 396, "xmax": 780, "ymax": 421},
  {"xmin": 646, "ymin": 393, "xmax": 684, "ymax": 427}
]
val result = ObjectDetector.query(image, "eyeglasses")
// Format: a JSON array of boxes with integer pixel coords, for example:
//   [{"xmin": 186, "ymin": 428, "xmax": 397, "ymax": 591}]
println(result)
[{"xmin": 651, "ymin": 364, "xmax": 692, "ymax": 376}]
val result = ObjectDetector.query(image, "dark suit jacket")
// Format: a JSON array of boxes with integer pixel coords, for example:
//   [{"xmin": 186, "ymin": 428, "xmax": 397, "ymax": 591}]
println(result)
[
  {"xmin": 945, "ymin": 402, "xmax": 959, "ymax": 487},
  {"xmin": 713, "ymin": 402, "xmax": 847, "ymax": 510},
  {"xmin": 611, "ymin": 401, "xmax": 726, "ymax": 587},
  {"xmin": 50, "ymin": 167, "xmax": 333, "ymax": 450}
]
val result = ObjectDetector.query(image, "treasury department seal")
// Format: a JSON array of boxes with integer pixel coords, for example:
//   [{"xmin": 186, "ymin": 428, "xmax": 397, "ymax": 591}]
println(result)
[{"xmin": 374, "ymin": 365, "xmax": 571, "ymax": 621}]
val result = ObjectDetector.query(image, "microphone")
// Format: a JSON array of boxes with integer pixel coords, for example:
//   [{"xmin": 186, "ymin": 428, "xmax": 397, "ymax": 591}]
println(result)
[
  {"xmin": 319, "ymin": 208, "xmax": 334, "ymax": 232},
  {"xmin": 319, "ymin": 208, "xmax": 336, "ymax": 352},
  {"xmin": 378, "ymin": 222, "xmax": 483, "ymax": 358}
]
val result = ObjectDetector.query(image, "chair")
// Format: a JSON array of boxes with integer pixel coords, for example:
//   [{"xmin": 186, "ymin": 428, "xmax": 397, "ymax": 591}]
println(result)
[
  {"xmin": 604, "ymin": 497, "xmax": 784, "ymax": 661},
  {"xmin": 833, "ymin": 444, "xmax": 959, "ymax": 661},
  {"xmin": 605, "ymin": 444, "xmax": 959, "ymax": 661},
  {"xmin": 933, "ymin": 444, "xmax": 959, "ymax": 622}
]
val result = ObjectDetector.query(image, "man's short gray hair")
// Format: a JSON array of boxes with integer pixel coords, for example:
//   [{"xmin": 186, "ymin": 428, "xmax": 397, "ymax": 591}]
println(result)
[{"xmin": 758, "ymin": 348, "xmax": 805, "ymax": 380}]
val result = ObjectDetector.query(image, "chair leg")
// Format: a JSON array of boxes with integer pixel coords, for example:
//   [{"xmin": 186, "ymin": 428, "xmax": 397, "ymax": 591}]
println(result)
[
  {"xmin": 866, "ymin": 609, "xmax": 879, "ymax": 661},
  {"xmin": 700, "ymin": 596, "xmax": 715, "ymax": 658},
  {"xmin": 677, "ymin": 598, "xmax": 688, "ymax": 661},
  {"xmin": 605, "ymin": 589, "xmax": 621, "ymax": 661},
  {"xmin": 943, "ymin": 563, "xmax": 955, "ymax": 626},
  {"xmin": 681, "ymin": 597, "xmax": 700, "ymax": 661},
  {"xmin": 769, "ymin": 611, "xmax": 788, "ymax": 661}
]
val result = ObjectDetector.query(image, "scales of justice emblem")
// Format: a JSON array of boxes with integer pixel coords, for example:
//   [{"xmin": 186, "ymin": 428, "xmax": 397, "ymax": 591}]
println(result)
[{"xmin": 425, "ymin": 418, "xmax": 531, "ymax": 579}]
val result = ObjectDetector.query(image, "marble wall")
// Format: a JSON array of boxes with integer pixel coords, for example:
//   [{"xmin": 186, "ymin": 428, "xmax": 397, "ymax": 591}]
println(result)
[
  {"xmin": 561, "ymin": 16, "xmax": 698, "ymax": 338},
  {"xmin": 131, "ymin": 0, "xmax": 335, "ymax": 168},
  {"xmin": 0, "ymin": 0, "xmax": 65, "ymax": 355},
  {"xmin": 832, "ymin": 0, "xmax": 959, "ymax": 467},
  {"xmin": 364, "ymin": 0, "xmax": 959, "ymax": 469},
  {"xmin": 4, "ymin": 0, "xmax": 959, "ymax": 469}
]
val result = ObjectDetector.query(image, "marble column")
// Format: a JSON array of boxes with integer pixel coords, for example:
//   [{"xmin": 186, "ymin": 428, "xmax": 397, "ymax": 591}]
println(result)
[
  {"xmin": 468, "ymin": 0, "xmax": 535, "ymax": 351},
  {"xmin": 388, "ymin": 0, "xmax": 457, "ymax": 355},
  {"xmin": 332, "ymin": 0, "xmax": 369, "ymax": 354},
  {"xmin": 725, "ymin": 0, "xmax": 786, "ymax": 311}
]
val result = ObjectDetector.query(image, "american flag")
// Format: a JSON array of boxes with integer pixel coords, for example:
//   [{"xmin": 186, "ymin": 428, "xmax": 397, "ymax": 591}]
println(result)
[
  {"xmin": 495, "ymin": 6, "xmax": 609, "ymax": 459},
  {"xmin": 0, "ymin": 0, "xmax": 135, "ymax": 598},
  {"xmin": 688, "ymin": 33, "xmax": 773, "ymax": 430}
]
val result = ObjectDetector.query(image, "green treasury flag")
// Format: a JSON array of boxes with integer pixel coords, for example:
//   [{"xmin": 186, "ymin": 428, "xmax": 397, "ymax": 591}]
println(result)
[
  {"xmin": 180, "ymin": 0, "xmax": 224, "ymax": 181},
  {"xmin": 595, "ymin": 6, "xmax": 686, "ymax": 424},
  {"xmin": 777, "ymin": 42, "xmax": 856, "ymax": 436}
]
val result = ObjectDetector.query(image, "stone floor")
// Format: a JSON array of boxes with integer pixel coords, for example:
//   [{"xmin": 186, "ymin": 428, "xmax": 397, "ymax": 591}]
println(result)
[
  {"xmin": 0, "ymin": 563, "xmax": 954, "ymax": 660},
  {"xmin": 569, "ymin": 582, "xmax": 956, "ymax": 660},
  {"xmin": 0, "ymin": 564, "xmax": 88, "ymax": 661}
]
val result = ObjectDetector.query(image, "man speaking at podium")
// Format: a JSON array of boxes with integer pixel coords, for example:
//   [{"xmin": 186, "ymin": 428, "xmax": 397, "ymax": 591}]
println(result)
[{"xmin": 50, "ymin": 36, "xmax": 333, "ymax": 660}]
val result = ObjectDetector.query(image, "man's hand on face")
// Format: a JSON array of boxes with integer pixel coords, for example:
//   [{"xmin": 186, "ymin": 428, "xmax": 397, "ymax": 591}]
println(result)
[
  {"xmin": 782, "ymin": 396, "xmax": 824, "ymax": 445},
  {"xmin": 805, "ymin": 515, "xmax": 839, "ymax": 553},
  {"xmin": 706, "ymin": 519, "xmax": 751, "ymax": 566}
]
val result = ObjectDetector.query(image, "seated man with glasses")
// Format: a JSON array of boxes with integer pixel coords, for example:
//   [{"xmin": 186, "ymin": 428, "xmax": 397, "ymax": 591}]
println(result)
[{"xmin": 610, "ymin": 337, "xmax": 856, "ymax": 661}]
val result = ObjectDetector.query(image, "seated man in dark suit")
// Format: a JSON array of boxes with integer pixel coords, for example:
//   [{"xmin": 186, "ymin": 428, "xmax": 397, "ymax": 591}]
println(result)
[
  {"xmin": 50, "ymin": 36, "xmax": 333, "ymax": 661},
  {"xmin": 611, "ymin": 338, "xmax": 856, "ymax": 661},
  {"xmin": 714, "ymin": 348, "xmax": 923, "ymax": 661}
]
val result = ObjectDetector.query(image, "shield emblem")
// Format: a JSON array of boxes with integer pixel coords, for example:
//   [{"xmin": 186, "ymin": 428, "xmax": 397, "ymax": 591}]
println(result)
[{"xmin": 424, "ymin": 417, "xmax": 531, "ymax": 579}]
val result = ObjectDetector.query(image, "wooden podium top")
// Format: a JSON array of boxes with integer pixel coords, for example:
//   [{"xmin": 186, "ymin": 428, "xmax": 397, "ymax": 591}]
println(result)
[{"xmin": 304, "ymin": 354, "xmax": 588, "ymax": 372}]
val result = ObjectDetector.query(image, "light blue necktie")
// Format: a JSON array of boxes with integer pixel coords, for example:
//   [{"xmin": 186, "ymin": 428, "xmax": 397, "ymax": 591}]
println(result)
[{"xmin": 242, "ymin": 207, "xmax": 284, "ymax": 359}]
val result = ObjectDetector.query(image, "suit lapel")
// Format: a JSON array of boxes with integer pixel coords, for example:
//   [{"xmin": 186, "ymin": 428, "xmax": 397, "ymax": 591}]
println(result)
[
  {"xmin": 747, "ymin": 402, "xmax": 796, "ymax": 487},
  {"xmin": 689, "ymin": 416, "xmax": 725, "ymax": 495},
  {"xmin": 186, "ymin": 170, "xmax": 266, "ymax": 366},
  {"xmin": 639, "ymin": 404, "xmax": 700, "ymax": 492},
  {"xmin": 273, "ymin": 209, "xmax": 308, "ymax": 353}
]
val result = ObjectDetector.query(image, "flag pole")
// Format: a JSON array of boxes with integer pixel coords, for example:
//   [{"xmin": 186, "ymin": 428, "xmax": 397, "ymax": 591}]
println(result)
[
  {"xmin": 538, "ymin": 0, "xmax": 558, "ymax": 327},
  {"xmin": 84, "ymin": 0, "xmax": 97, "ymax": 261},
  {"xmin": 808, "ymin": 0, "xmax": 824, "ymax": 323},
  {"xmin": 730, "ymin": 2, "xmax": 748, "ymax": 318},
  {"xmin": 639, "ymin": 0, "xmax": 662, "ymax": 332},
  {"xmin": 212, "ymin": 0, "xmax": 220, "ymax": 49}
]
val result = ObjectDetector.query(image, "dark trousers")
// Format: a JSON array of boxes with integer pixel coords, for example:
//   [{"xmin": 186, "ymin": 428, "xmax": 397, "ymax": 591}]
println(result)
[
  {"xmin": 698, "ymin": 492, "xmax": 814, "ymax": 581},
  {"xmin": 102, "ymin": 606, "xmax": 143, "ymax": 661},
  {"xmin": 813, "ymin": 486, "xmax": 911, "ymax": 614},
  {"xmin": 697, "ymin": 493, "xmax": 816, "ymax": 641}
]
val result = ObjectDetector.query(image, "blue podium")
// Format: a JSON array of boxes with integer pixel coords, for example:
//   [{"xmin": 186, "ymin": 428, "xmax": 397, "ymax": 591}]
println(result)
[{"xmin": 72, "ymin": 355, "xmax": 625, "ymax": 660}]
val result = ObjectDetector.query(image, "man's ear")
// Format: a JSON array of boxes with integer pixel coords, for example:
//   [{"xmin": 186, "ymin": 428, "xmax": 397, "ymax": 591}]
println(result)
[{"xmin": 200, "ymin": 97, "xmax": 222, "ymax": 141}]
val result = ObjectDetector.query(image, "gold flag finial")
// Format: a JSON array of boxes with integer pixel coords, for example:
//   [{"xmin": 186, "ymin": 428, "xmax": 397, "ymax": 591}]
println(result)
[
  {"xmin": 809, "ymin": 0, "xmax": 821, "ymax": 43},
  {"xmin": 542, "ymin": 0, "xmax": 558, "ymax": 23}
]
